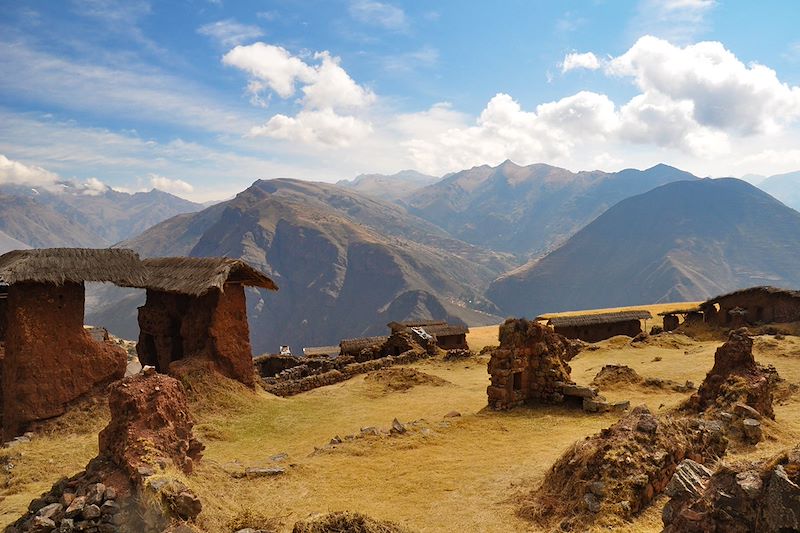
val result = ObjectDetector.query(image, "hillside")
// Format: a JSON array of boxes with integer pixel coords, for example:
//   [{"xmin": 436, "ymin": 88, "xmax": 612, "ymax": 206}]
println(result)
[
  {"xmin": 0, "ymin": 184, "xmax": 202, "ymax": 246},
  {"xmin": 406, "ymin": 161, "xmax": 697, "ymax": 258},
  {"xmin": 759, "ymin": 170, "xmax": 800, "ymax": 211},
  {"xmin": 487, "ymin": 178, "xmax": 800, "ymax": 317},
  {"xmin": 109, "ymin": 179, "xmax": 511, "ymax": 351},
  {"xmin": 336, "ymin": 169, "xmax": 438, "ymax": 202}
]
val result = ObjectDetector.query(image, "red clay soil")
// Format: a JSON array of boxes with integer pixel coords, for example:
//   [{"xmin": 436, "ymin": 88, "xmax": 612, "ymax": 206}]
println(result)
[
  {"xmin": 684, "ymin": 328, "xmax": 777, "ymax": 419},
  {"xmin": 2, "ymin": 282, "xmax": 126, "ymax": 440},
  {"xmin": 520, "ymin": 405, "xmax": 727, "ymax": 530},
  {"xmin": 99, "ymin": 368, "xmax": 204, "ymax": 484}
]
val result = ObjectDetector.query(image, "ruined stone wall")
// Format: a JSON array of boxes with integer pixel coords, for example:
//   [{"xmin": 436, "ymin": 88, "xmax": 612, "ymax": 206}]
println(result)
[
  {"xmin": 437, "ymin": 333, "xmax": 468, "ymax": 350},
  {"xmin": 137, "ymin": 284, "xmax": 255, "ymax": 388},
  {"xmin": 3, "ymin": 282, "xmax": 126, "ymax": 440},
  {"xmin": 555, "ymin": 319, "xmax": 642, "ymax": 343},
  {"xmin": 707, "ymin": 293, "xmax": 800, "ymax": 326},
  {"xmin": 0, "ymin": 296, "xmax": 8, "ymax": 341},
  {"xmin": 487, "ymin": 319, "xmax": 574, "ymax": 410}
]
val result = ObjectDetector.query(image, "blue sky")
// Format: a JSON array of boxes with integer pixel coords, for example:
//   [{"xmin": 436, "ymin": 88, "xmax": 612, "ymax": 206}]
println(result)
[{"xmin": 1, "ymin": 0, "xmax": 800, "ymax": 201}]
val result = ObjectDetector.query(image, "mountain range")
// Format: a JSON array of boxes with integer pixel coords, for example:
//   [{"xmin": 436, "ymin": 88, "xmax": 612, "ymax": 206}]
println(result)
[
  {"xmin": 107, "ymin": 178, "xmax": 510, "ymax": 352},
  {"xmin": 3, "ymin": 161, "xmax": 800, "ymax": 351},
  {"xmin": 0, "ymin": 183, "xmax": 202, "ymax": 248},
  {"xmin": 758, "ymin": 171, "xmax": 800, "ymax": 211},
  {"xmin": 487, "ymin": 178, "xmax": 800, "ymax": 317}
]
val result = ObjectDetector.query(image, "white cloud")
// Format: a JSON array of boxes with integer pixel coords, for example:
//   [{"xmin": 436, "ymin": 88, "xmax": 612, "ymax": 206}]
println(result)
[
  {"xmin": 0, "ymin": 154, "xmax": 62, "ymax": 190},
  {"xmin": 223, "ymin": 44, "xmax": 375, "ymax": 110},
  {"xmin": 561, "ymin": 52, "xmax": 601, "ymax": 73},
  {"xmin": 608, "ymin": 36, "xmax": 800, "ymax": 135},
  {"xmin": 249, "ymin": 108, "xmax": 372, "ymax": 147},
  {"xmin": 222, "ymin": 43, "xmax": 316, "ymax": 98},
  {"xmin": 80, "ymin": 176, "xmax": 109, "ymax": 195},
  {"xmin": 348, "ymin": 0, "xmax": 407, "ymax": 30},
  {"xmin": 197, "ymin": 19, "xmax": 264, "ymax": 47},
  {"xmin": 148, "ymin": 174, "xmax": 194, "ymax": 194}
]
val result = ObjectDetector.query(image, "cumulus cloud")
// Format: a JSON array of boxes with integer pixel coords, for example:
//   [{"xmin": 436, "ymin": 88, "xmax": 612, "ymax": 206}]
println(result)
[
  {"xmin": 0, "ymin": 154, "xmax": 62, "ymax": 190},
  {"xmin": 149, "ymin": 174, "xmax": 194, "ymax": 194},
  {"xmin": 249, "ymin": 109, "xmax": 372, "ymax": 147},
  {"xmin": 197, "ymin": 19, "xmax": 264, "ymax": 47},
  {"xmin": 225, "ymin": 42, "xmax": 376, "ymax": 146},
  {"xmin": 608, "ymin": 36, "xmax": 800, "ymax": 135},
  {"xmin": 348, "ymin": 0, "xmax": 407, "ymax": 30},
  {"xmin": 561, "ymin": 52, "xmax": 601, "ymax": 73},
  {"xmin": 80, "ymin": 177, "xmax": 109, "ymax": 195}
]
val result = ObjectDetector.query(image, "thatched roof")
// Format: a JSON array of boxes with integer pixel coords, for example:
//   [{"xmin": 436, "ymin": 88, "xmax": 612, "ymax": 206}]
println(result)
[
  {"xmin": 421, "ymin": 324, "xmax": 469, "ymax": 337},
  {"xmin": 547, "ymin": 310, "xmax": 652, "ymax": 328},
  {"xmin": 339, "ymin": 336, "xmax": 388, "ymax": 354},
  {"xmin": 137, "ymin": 257, "xmax": 278, "ymax": 296},
  {"xmin": 658, "ymin": 306, "xmax": 701, "ymax": 316},
  {"xmin": 387, "ymin": 320, "xmax": 467, "ymax": 337},
  {"xmin": 0, "ymin": 248, "xmax": 146, "ymax": 287},
  {"xmin": 700, "ymin": 286, "xmax": 800, "ymax": 308},
  {"xmin": 302, "ymin": 346, "xmax": 339, "ymax": 356}
]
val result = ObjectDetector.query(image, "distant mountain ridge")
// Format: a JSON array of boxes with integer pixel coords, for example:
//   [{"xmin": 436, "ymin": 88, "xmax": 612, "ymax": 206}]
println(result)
[
  {"xmin": 0, "ymin": 184, "xmax": 202, "ymax": 247},
  {"xmin": 758, "ymin": 171, "xmax": 800, "ymax": 211},
  {"xmin": 405, "ymin": 161, "xmax": 698, "ymax": 258},
  {"xmin": 487, "ymin": 178, "xmax": 800, "ymax": 317},
  {"xmin": 336, "ymin": 169, "xmax": 438, "ymax": 202},
  {"xmin": 105, "ymin": 178, "xmax": 509, "ymax": 351}
]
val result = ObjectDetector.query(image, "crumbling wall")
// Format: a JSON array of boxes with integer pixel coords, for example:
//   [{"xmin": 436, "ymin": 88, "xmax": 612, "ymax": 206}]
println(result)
[
  {"xmin": 7, "ymin": 369, "xmax": 205, "ymax": 533},
  {"xmin": 684, "ymin": 328, "xmax": 778, "ymax": 419},
  {"xmin": 137, "ymin": 284, "xmax": 255, "ymax": 388},
  {"xmin": 3, "ymin": 282, "xmax": 126, "ymax": 440},
  {"xmin": 554, "ymin": 319, "xmax": 643, "ymax": 343},
  {"xmin": 520, "ymin": 406, "xmax": 727, "ymax": 530},
  {"xmin": 662, "ymin": 448, "xmax": 800, "ymax": 532},
  {"xmin": 705, "ymin": 292, "xmax": 800, "ymax": 327},
  {"xmin": 487, "ymin": 318, "xmax": 577, "ymax": 410}
]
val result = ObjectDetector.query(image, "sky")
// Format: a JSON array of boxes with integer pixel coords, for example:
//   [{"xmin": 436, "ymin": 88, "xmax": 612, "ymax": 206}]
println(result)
[{"xmin": 1, "ymin": 0, "xmax": 800, "ymax": 202}]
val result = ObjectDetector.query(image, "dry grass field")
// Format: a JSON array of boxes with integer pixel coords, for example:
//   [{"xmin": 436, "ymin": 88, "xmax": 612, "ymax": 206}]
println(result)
[{"xmin": 2, "ymin": 307, "xmax": 800, "ymax": 532}]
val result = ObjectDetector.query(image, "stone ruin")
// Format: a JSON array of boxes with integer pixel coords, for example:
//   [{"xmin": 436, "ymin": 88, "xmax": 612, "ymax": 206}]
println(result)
[
  {"xmin": 520, "ymin": 405, "xmax": 727, "ymax": 530},
  {"xmin": 6, "ymin": 369, "xmax": 205, "ymax": 533},
  {"xmin": 256, "ymin": 329, "xmax": 437, "ymax": 396},
  {"xmin": 486, "ymin": 318, "xmax": 627, "ymax": 413},
  {"xmin": 684, "ymin": 328, "xmax": 779, "ymax": 421},
  {"xmin": 662, "ymin": 448, "xmax": 800, "ymax": 532}
]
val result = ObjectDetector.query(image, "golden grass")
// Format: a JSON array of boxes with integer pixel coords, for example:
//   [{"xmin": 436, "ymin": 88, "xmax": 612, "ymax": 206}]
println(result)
[{"xmin": 3, "ymin": 316, "xmax": 800, "ymax": 532}]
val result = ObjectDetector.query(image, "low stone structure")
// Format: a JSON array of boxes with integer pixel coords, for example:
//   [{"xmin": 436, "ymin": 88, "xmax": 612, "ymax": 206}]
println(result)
[
  {"xmin": 700, "ymin": 286, "xmax": 800, "ymax": 327},
  {"xmin": 662, "ymin": 447, "xmax": 800, "ymax": 532},
  {"xmin": 339, "ymin": 336, "xmax": 390, "ymax": 359},
  {"xmin": 388, "ymin": 320, "xmax": 469, "ymax": 350},
  {"xmin": 486, "ymin": 318, "xmax": 620, "ymax": 412},
  {"xmin": 258, "ymin": 330, "xmax": 435, "ymax": 396},
  {"xmin": 134, "ymin": 257, "xmax": 277, "ymax": 388},
  {"xmin": 0, "ymin": 249, "xmax": 144, "ymax": 440},
  {"xmin": 684, "ymin": 328, "xmax": 778, "ymax": 419},
  {"xmin": 520, "ymin": 406, "xmax": 727, "ymax": 530},
  {"xmin": 541, "ymin": 310, "xmax": 652, "ymax": 343}
]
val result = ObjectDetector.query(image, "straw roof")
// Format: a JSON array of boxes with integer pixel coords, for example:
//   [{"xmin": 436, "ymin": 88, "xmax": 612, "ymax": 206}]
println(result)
[
  {"xmin": 339, "ymin": 336, "xmax": 388, "ymax": 354},
  {"xmin": 137, "ymin": 257, "xmax": 278, "ymax": 296},
  {"xmin": 398, "ymin": 320, "xmax": 447, "ymax": 328},
  {"xmin": 0, "ymin": 248, "xmax": 146, "ymax": 287},
  {"xmin": 302, "ymin": 346, "xmax": 339, "ymax": 356},
  {"xmin": 700, "ymin": 286, "xmax": 800, "ymax": 308},
  {"xmin": 422, "ymin": 324, "xmax": 469, "ymax": 337},
  {"xmin": 658, "ymin": 306, "xmax": 701, "ymax": 316},
  {"xmin": 547, "ymin": 310, "xmax": 652, "ymax": 328}
]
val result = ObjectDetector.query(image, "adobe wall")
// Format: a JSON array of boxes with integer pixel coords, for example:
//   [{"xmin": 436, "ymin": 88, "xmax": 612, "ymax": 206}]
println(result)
[
  {"xmin": 487, "ymin": 318, "xmax": 575, "ymax": 410},
  {"xmin": 137, "ymin": 284, "xmax": 255, "ymax": 387},
  {"xmin": 437, "ymin": 333, "xmax": 468, "ymax": 350},
  {"xmin": 705, "ymin": 293, "xmax": 800, "ymax": 326},
  {"xmin": 3, "ymin": 282, "xmax": 126, "ymax": 440},
  {"xmin": 554, "ymin": 319, "xmax": 642, "ymax": 343}
]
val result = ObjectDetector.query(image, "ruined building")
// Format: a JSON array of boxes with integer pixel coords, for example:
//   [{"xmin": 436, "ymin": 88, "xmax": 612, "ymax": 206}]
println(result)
[
  {"xmin": 133, "ymin": 257, "xmax": 278, "ymax": 388},
  {"xmin": 541, "ymin": 310, "xmax": 652, "ymax": 343},
  {"xmin": 0, "ymin": 248, "xmax": 144, "ymax": 439},
  {"xmin": 699, "ymin": 286, "xmax": 800, "ymax": 327},
  {"xmin": 487, "ymin": 318, "xmax": 619, "ymax": 411},
  {"xmin": 388, "ymin": 320, "xmax": 469, "ymax": 350}
]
